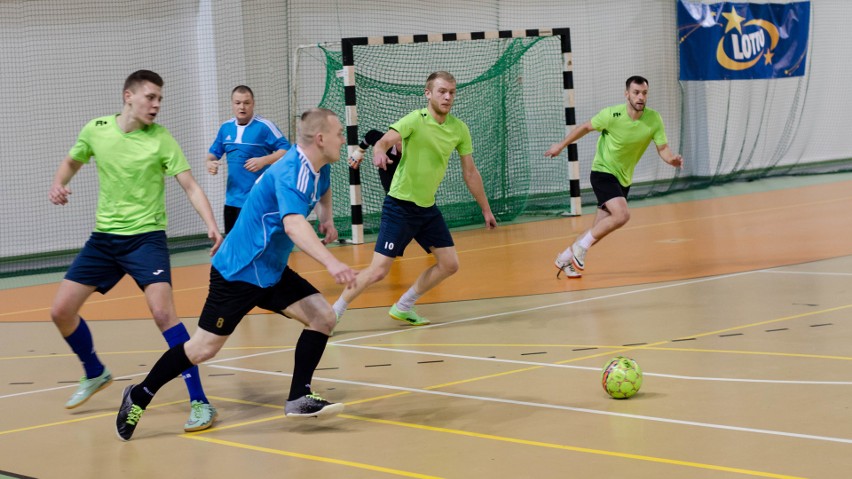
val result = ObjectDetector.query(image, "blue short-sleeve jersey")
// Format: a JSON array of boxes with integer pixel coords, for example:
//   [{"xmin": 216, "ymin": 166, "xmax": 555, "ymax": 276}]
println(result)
[
  {"xmin": 208, "ymin": 115, "xmax": 291, "ymax": 207},
  {"xmin": 211, "ymin": 146, "xmax": 331, "ymax": 287}
]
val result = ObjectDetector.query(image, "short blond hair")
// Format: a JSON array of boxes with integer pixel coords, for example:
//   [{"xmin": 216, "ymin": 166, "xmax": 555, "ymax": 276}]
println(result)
[
  {"xmin": 425, "ymin": 71, "xmax": 456, "ymax": 90},
  {"xmin": 298, "ymin": 108, "xmax": 338, "ymax": 144}
]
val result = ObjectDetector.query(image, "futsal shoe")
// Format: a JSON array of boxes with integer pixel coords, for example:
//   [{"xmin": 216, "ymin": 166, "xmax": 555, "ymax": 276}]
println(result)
[
  {"xmin": 65, "ymin": 367, "xmax": 113, "ymax": 409},
  {"xmin": 570, "ymin": 242, "xmax": 587, "ymax": 270},
  {"xmin": 115, "ymin": 385, "xmax": 145, "ymax": 441},
  {"xmin": 285, "ymin": 393, "xmax": 344, "ymax": 418},
  {"xmin": 184, "ymin": 401, "xmax": 218, "ymax": 432},
  {"xmin": 389, "ymin": 304, "xmax": 431, "ymax": 326},
  {"xmin": 555, "ymin": 256, "xmax": 582, "ymax": 279}
]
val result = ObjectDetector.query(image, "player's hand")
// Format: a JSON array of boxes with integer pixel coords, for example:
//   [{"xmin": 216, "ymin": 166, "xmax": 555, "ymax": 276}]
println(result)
[
  {"xmin": 208, "ymin": 228, "xmax": 224, "ymax": 256},
  {"xmin": 319, "ymin": 220, "xmax": 339, "ymax": 245},
  {"xmin": 49, "ymin": 184, "xmax": 71, "ymax": 205},
  {"xmin": 327, "ymin": 260, "xmax": 357, "ymax": 288},
  {"xmin": 372, "ymin": 150, "xmax": 393, "ymax": 170},
  {"xmin": 244, "ymin": 157, "xmax": 264, "ymax": 172},
  {"xmin": 544, "ymin": 143, "xmax": 564, "ymax": 158},
  {"xmin": 483, "ymin": 211, "xmax": 497, "ymax": 230},
  {"xmin": 207, "ymin": 159, "xmax": 220, "ymax": 175},
  {"xmin": 670, "ymin": 155, "xmax": 684, "ymax": 168}
]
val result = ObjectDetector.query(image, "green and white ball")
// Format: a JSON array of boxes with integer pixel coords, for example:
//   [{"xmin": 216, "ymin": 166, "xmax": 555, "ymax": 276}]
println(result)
[{"xmin": 601, "ymin": 356, "xmax": 643, "ymax": 399}]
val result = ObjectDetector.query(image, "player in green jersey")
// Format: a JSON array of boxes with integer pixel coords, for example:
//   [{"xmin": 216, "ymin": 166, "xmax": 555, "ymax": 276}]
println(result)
[
  {"xmin": 544, "ymin": 76, "xmax": 683, "ymax": 278},
  {"xmin": 48, "ymin": 70, "xmax": 223, "ymax": 431},
  {"xmin": 333, "ymin": 71, "xmax": 497, "ymax": 327}
]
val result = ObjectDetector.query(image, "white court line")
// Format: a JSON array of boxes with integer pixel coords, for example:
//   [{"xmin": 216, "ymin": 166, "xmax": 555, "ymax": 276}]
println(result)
[
  {"xmin": 337, "ymin": 344, "xmax": 852, "ymax": 385},
  {"xmin": 209, "ymin": 363, "xmax": 852, "ymax": 446},
  {"xmin": 758, "ymin": 269, "xmax": 852, "ymax": 276}
]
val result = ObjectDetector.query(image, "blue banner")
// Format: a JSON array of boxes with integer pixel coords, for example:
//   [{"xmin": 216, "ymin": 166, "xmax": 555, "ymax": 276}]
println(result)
[{"xmin": 678, "ymin": 1, "xmax": 810, "ymax": 81}]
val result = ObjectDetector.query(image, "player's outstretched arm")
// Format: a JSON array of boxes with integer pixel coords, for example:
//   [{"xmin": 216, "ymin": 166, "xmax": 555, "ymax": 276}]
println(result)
[
  {"xmin": 175, "ymin": 170, "xmax": 224, "ymax": 255},
  {"xmin": 544, "ymin": 121, "xmax": 595, "ymax": 158},
  {"xmin": 283, "ymin": 214, "xmax": 356, "ymax": 287},
  {"xmin": 49, "ymin": 156, "xmax": 85, "ymax": 206},
  {"xmin": 460, "ymin": 154, "xmax": 497, "ymax": 229},
  {"xmin": 656, "ymin": 143, "xmax": 683, "ymax": 168}
]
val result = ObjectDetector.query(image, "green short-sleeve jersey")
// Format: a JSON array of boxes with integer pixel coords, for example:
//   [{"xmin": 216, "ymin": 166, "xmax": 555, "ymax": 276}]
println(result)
[
  {"xmin": 68, "ymin": 114, "xmax": 191, "ymax": 234},
  {"xmin": 589, "ymin": 104, "xmax": 668, "ymax": 187},
  {"xmin": 388, "ymin": 108, "xmax": 473, "ymax": 207}
]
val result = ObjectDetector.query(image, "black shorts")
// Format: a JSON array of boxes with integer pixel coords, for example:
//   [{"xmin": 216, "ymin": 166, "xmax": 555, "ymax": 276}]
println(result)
[
  {"xmin": 65, "ymin": 231, "xmax": 171, "ymax": 294},
  {"xmin": 374, "ymin": 196, "xmax": 454, "ymax": 258},
  {"xmin": 590, "ymin": 171, "xmax": 630, "ymax": 209},
  {"xmin": 223, "ymin": 205, "xmax": 241, "ymax": 235},
  {"xmin": 198, "ymin": 266, "xmax": 319, "ymax": 336}
]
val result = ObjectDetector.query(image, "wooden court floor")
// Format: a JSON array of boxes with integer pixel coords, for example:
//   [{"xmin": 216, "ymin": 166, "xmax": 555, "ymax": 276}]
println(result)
[{"xmin": 2, "ymin": 178, "xmax": 852, "ymax": 478}]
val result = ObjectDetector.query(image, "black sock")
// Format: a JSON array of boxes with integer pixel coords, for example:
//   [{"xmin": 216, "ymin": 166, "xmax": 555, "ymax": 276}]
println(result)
[
  {"xmin": 131, "ymin": 343, "xmax": 194, "ymax": 409},
  {"xmin": 288, "ymin": 329, "xmax": 329, "ymax": 401}
]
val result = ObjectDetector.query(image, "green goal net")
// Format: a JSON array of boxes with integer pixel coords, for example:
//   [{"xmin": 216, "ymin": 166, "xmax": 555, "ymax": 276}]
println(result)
[{"xmin": 317, "ymin": 34, "xmax": 570, "ymax": 240}]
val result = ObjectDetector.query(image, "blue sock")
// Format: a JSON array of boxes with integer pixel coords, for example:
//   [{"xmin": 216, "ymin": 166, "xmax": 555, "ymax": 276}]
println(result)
[
  {"xmin": 162, "ymin": 323, "xmax": 208, "ymax": 404},
  {"xmin": 64, "ymin": 318, "xmax": 105, "ymax": 379}
]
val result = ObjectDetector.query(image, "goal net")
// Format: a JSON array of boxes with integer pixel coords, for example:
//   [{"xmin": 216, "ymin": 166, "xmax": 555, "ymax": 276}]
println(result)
[{"xmin": 315, "ymin": 29, "xmax": 576, "ymax": 243}]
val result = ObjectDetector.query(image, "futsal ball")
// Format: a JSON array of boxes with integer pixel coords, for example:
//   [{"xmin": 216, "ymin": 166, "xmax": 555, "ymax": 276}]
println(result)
[{"xmin": 601, "ymin": 356, "xmax": 643, "ymax": 399}]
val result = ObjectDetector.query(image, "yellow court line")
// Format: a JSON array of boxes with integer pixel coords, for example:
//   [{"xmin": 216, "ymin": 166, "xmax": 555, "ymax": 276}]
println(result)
[
  {"xmin": 340, "ymin": 414, "xmax": 806, "ymax": 479},
  {"xmin": 0, "ymin": 398, "xmax": 185, "ymax": 436},
  {"xmin": 182, "ymin": 435, "xmax": 445, "ymax": 479}
]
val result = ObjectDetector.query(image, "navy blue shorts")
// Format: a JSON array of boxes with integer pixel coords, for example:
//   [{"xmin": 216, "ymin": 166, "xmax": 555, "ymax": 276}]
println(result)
[
  {"xmin": 590, "ymin": 171, "xmax": 631, "ymax": 209},
  {"xmin": 65, "ymin": 231, "xmax": 172, "ymax": 294},
  {"xmin": 375, "ymin": 196, "xmax": 454, "ymax": 258},
  {"xmin": 198, "ymin": 266, "xmax": 320, "ymax": 336}
]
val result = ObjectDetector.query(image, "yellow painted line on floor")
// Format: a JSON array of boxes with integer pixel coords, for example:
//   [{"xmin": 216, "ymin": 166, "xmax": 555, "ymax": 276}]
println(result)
[
  {"xmin": 182, "ymin": 434, "xmax": 444, "ymax": 479},
  {"xmin": 340, "ymin": 414, "xmax": 806, "ymax": 479},
  {"xmin": 0, "ymin": 398, "xmax": 185, "ymax": 436}
]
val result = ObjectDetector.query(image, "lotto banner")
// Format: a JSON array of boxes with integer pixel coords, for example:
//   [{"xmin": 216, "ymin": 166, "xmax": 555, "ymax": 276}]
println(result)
[{"xmin": 678, "ymin": 1, "xmax": 810, "ymax": 81}]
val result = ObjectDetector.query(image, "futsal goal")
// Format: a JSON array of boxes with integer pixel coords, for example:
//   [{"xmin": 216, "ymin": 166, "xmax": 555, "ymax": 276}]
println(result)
[{"xmin": 302, "ymin": 28, "xmax": 579, "ymax": 244}]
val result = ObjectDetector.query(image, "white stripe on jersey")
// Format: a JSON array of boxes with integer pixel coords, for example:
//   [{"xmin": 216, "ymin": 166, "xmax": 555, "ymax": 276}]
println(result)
[
  {"xmin": 255, "ymin": 115, "xmax": 285, "ymax": 139},
  {"xmin": 295, "ymin": 146, "xmax": 321, "ymax": 202}
]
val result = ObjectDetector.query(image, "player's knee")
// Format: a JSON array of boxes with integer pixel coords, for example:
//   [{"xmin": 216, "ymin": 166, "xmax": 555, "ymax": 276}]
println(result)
[
  {"xmin": 50, "ymin": 303, "xmax": 75, "ymax": 325},
  {"xmin": 184, "ymin": 341, "xmax": 218, "ymax": 364},
  {"xmin": 368, "ymin": 266, "xmax": 390, "ymax": 283},
  {"xmin": 312, "ymin": 309, "xmax": 337, "ymax": 335},
  {"xmin": 440, "ymin": 258, "xmax": 460, "ymax": 276},
  {"xmin": 613, "ymin": 210, "xmax": 630, "ymax": 227}
]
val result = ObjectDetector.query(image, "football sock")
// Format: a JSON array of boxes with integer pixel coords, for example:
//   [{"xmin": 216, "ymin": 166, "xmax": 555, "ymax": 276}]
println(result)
[
  {"xmin": 132, "ymin": 343, "xmax": 194, "ymax": 409},
  {"xmin": 64, "ymin": 318, "xmax": 105, "ymax": 379},
  {"xmin": 332, "ymin": 298, "xmax": 349, "ymax": 319},
  {"xmin": 395, "ymin": 287, "xmax": 422, "ymax": 311},
  {"xmin": 288, "ymin": 329, "xmax": 329, "ymax": 401},
  {"xmin": 163, "ymin": 323, "xmax": 208, "ymax": 404}
]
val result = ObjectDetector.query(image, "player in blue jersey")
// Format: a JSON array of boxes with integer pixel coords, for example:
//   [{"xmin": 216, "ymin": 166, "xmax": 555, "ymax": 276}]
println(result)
[
  {"xmin": 206, "ymin": 85, "xmax": 291, "ymax": 233},
  {"xmin": 116, "ymin": 108, "xmax": 357, "ymax": 441}
]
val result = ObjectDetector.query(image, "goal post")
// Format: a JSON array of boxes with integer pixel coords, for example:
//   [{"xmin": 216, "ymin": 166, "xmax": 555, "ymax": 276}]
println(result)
[{"xmin": 329, "ymin": 28, "xmax": 580, "ymax": 244}]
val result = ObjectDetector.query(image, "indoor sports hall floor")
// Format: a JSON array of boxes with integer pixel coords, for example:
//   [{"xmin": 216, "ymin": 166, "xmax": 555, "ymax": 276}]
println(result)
[{"xmin": 2, "ymin": 174, "xmax": 852, "ymax": 479}]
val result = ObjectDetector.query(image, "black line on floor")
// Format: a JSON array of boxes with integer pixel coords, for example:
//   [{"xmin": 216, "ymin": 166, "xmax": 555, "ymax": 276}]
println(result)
[
  {"xmin": 622, "ymin": 343, "xmax": 647, "ymax": 347},
  {"xmin": 365, "ymin": 364, "xmax": 391, "ymax": 368},
  {"xmin": 766, "ymin": 328, "xmax": 789, "ymax": 332},
  {"xmin": 671, "ymin": 338, "xmax": 696, "ymax": 342},
  {"xmin": 417, "ymin": 360, "xmax": 444, "ymax": 364},
  {"xmin": 521, "ymin": 351, "xmax": 546, "ymax": 356},
  {"xmin": 719, "ymin": 333, "xmax": 743, "ymax": 337},
  {"xmin": 810, "ymin": 323, "xmax": 833, "ymax": 327},
  {"xmin": 9, "ymin": 382, "xmax": 33, "ymax": 385},
  {"xmin": 315, "ymin": 367, "xmax": 339, "ymax": 371},
  {"xmin": 572, "ymin": 347, "xmax": 597, "ymax": 351},
  {"xmin": 208, "ymin": 373, "xmax": 235, "ymax": 377}
]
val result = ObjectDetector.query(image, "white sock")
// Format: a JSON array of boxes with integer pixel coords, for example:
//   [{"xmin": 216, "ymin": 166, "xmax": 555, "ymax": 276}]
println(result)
[
  {"xmin": 332, "ymin": 298, "xmax": 349, "ymax": 318},
  {"xmin": 578, "ymin": 231, "xmax": 596, "ymax": 249},
  {"xmin": 396, "ymin": 287, "xmax": 421, "ymax": 311}
]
